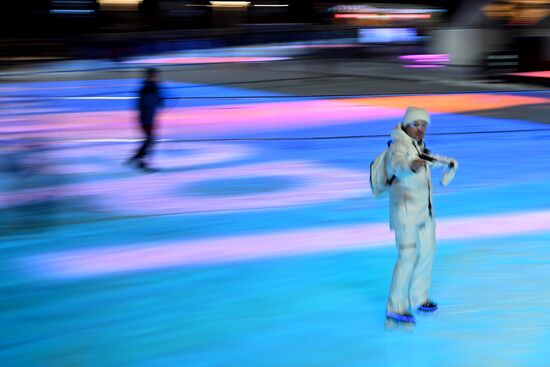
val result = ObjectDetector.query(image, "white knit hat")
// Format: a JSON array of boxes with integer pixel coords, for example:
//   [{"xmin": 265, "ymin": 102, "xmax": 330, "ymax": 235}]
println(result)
[{"xmin": 402, "ymin": 106, "xmax": 431, "ymax": 126}]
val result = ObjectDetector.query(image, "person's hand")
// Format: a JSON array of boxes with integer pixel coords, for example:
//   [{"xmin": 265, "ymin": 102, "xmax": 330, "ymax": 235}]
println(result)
[
  {"xmin": 410, "ymin": 159, "xmax": 424, "ymax": 172},
  {"xmin": 448, "ymin": 159, "xmax": 458, "ymax": 169}
]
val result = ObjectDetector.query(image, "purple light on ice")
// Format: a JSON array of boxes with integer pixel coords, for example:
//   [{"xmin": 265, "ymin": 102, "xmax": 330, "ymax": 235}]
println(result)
[
  {"xmin": 1, "ymin": 161, "xmax": 370, "ymax": 215},
  {"xmin": 403, "ymin": 64, "xmax": 446, "ymax": 69},
  {"xmin": 22, "ymin": 210, "xmax": 550, "ymax": 279},
  {"xmin": 122, "ymin": 57, "xmax": 291, "ymax": 65},
  {"xmin": 399, "ymin": 54, "xmax": 450, "ymax": 63},
  {"xmin": 26, "ymin": 223, "xmax": 393, "ymax": 279},
  {"xmin": 0, "ymin": 101, "xmax": 402, "ymax": 140}
]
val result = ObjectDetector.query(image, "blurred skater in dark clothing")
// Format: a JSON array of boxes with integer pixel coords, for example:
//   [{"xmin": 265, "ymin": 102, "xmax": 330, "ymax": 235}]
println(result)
[{"xmin": 128, "ymin": 68, "xmax": 163, "ymax": 172}]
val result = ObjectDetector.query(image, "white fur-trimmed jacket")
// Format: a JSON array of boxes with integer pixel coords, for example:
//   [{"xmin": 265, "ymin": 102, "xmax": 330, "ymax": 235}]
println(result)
[{"xmin": 385, "ymin": 124, "xmax": 456, "ymax": 229}]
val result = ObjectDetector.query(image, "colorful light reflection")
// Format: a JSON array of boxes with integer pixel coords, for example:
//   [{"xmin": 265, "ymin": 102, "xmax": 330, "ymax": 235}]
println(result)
[
  {"xmin": 399, "ymin": 54, "xmax": 450, "ymax": 63},
  {"xmin": 510, "ymin": 71, "xmax": 550, "ymax": 79},
  {"xmin": 403, "ymin": 64, "xmax": 445, "ymax": 68},
  {"xmin": 123, "ymin": 57, "xmax": 291, "ymax": 65},
  {"xmin": 335, "ymin": 13, "xmax": 431, "ymax": 19},
  {"xmin": 3, "ymin": 93, "xmax": 548, "ymax": 142},
  {"xmin": 23, "ymin": 210, "xmax": 550, "ymax": 279}
]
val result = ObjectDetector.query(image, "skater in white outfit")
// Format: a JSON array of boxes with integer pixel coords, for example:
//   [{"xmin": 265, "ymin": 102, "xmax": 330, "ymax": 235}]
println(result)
[{"xmin": 385, "ymin": 106, "xmax": 457, "ymax": 324}]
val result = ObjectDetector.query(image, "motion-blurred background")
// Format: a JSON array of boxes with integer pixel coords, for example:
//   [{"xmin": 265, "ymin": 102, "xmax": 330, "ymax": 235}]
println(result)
[
  {"xmin": 2, "ymin": 1, "xmax": 550, "ymax": 367},
  {"xmin": 1, "ymin": 0, "xmax": 549, "ymax": 78}
]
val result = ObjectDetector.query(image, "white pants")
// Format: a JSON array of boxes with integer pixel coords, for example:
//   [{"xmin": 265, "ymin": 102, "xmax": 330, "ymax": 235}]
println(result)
[{"xmin": 387, "ymin": 219, "xmax": 436, "ymax": 313}]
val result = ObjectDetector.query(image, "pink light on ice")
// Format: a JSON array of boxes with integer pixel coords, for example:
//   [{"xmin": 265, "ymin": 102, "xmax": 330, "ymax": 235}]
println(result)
[
  {"xmin": 123, "ymin": 57, "xmax": 291, "ymax": 65},
  {"xmin": 22, "ymin": 210, "xmax": 550, "ymax": 279},
  {"xmin": 399, "ymin": 54, "xmax": 450, "ymax": 63},
  {"xmin": 509, "ymin": 71, "xmax": 550, "ymax": 78},
  {"xmin": 1, "ymin": 161, "xmax": 370, "ymax": 215},
  {"xmin": 403, "ymin": 64, "xmax": 445, "ymax": 68},
  {"xmin": 0, "ymin": 100, "xmax": 402, "ymax": 140}
]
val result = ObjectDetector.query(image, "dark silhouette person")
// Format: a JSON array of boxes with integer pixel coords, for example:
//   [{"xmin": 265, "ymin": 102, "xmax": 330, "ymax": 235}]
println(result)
[{"xmin": 128, "ymin": 68, "xmax": 163, "ymax": 172}]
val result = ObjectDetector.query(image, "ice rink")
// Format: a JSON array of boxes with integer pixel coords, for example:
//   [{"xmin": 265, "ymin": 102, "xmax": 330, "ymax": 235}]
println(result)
[{"xmin": 2, "ymin": 55, "xmax": 550, "ymax": 367}]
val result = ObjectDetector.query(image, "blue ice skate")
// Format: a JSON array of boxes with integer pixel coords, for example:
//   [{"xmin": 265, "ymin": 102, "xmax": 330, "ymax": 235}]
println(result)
[
  {"xmin": 386, "ymin": 311, "xmax": 416, "ymax": 324},
  {"xmin": 417, "ymin": 300, "xmax": 438, "ymax": 313}
]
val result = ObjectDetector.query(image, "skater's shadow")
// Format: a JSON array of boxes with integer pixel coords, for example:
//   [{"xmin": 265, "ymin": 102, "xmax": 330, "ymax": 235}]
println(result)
[{"xmin": 384, "ymin": 318, "xmax": 415, "ymax": 332}]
